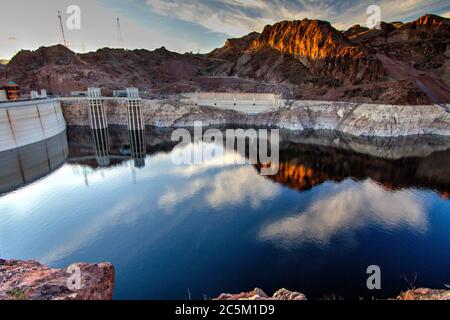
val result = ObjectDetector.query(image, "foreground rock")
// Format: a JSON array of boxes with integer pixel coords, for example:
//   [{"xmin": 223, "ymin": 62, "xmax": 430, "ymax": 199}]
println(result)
[
  {"xmin": 0, "ymin": 259, "xmax": 114, "ymax": 300},
  {"xmin": 215, "ymin": 288, "xmax": 450, "ymax": 301},
  {"xmin": 215, "ymin": 288, "xmax": 307, "ymax": 301},
  {"xmin": 396, "ymin": 288, "xmax": 450, "ymax": 300}
]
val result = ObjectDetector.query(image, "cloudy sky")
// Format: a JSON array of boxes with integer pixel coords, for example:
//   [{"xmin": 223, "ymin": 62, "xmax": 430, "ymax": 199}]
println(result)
[{"xmin": 0, "ymin": 0, "xmax": 449, "ymax": 59}]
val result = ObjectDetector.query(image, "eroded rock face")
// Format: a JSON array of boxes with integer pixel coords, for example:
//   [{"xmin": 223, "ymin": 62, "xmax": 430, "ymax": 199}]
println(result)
[
  {"xmin": 215, "ymin": 288, "xmax": 307, "ymax": 301},
  {"xmin": 209, "ymin": 32, "xmax": 260, "ymax": 61},
  {"xmin": 252, "ymin": 19, "xmax": 384, "ymax": 85},
  {"xmin": 349, "ymin": 15, "xmax": 450, "ymax": 104},
  {"xmin": 0, "ymin": 259, "xmax": 114, "ymax": 300}
]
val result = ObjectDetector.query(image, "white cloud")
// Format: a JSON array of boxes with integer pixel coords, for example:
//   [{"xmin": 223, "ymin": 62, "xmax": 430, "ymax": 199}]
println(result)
[
  {"xmin": 145, "ymin": 0, "xmax": 337, "ymax": 36},
  {"xmin": 259, "ymin": 180, "xmax": 429, "ymax": 248},
  {"xmin": 158, "ymin": 165, "xmax": 279, "ymax": 211},
  {"xmin": 158, "ymin": 177, "xmax": 208, "ymax": 210},
  {"xmin": 146, "ymin": 0, "xmax": 272, "ymax": 36},
  {"xmin": 145, "ymin": 0, "xmax": 450, "ymax": 36},
  {"xmin": 206, "ymin": 166, "xmax": 279, "ymax": 208},
  {"xmin": 0, "ymin": 0, "xmax": 201, "ymax": 58},
  {"xmin": 169, "ymin": 142, "xmax": 249, "ymax": 177},
  {"xmin": 157, "ymin": 142, "xmax": 279, "ymax": 211}
]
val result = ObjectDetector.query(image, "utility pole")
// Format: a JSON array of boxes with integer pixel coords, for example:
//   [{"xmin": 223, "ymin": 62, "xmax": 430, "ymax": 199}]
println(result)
[
  {"xmin": 116, "ymin": 18, "xmax": 124, "ymax": 48},
  {"xmin": 58, "ymin": 11, "xmax": 68, "ymax": 48}
]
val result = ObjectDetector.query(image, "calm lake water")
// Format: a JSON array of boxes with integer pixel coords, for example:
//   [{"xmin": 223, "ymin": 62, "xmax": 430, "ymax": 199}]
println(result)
[{"xmin": 1, "ymin": 126, "xmax": 450, "ymax": 300}]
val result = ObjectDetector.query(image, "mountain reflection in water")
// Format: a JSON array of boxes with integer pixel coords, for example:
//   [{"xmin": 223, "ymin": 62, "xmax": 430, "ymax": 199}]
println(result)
[
  {"xmin": 0, "ymin": 125, "xmax": 449, "ymax": 300},
  {"xmin": 65, "ymin": 125, "xmax": 450, "ymax": 198}
]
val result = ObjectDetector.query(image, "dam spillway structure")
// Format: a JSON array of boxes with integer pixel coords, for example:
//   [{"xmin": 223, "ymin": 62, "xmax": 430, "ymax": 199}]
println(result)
[
  {"xmin": 87, "ymin": 87, "xmax": 108, "ymax": 130},
  {"xmin": 91, "ymin": 127, "xmax": 110, "ymax": 167},
  {"xmin": 129, "ymin": 129, "xmax": 146, "ymax": 168},
  {"xmin": 126, "ymin": 88, "xmax": 145, "ymax": 168},
  {"xmin": 126, "ymin": 88, "xmax": 144, "ymax": 131},
  {"xmin": 87, "ymin": 88, "xmax": 110, "ymax": 166},
  {"xmin": 0, "ymin": 132, "xmax": 68, "ymax": 195},
  {"xmin": 187, "ymin": 92, "xmax": 281, "ymax": 114}
]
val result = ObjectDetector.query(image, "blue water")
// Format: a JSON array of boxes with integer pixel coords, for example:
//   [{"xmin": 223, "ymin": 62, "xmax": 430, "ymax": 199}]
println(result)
[{"xmin": 0, "ymin": 127, "xmax": 449, "ymax": 300}]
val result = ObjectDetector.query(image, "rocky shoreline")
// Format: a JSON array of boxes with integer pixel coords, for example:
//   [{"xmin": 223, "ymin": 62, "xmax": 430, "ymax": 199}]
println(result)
[
  {"xmin": 215, "ymin": 288, "xmax": 307, "ymax": 300},
  {"xmin": 215, "ymin": 288, "xmax": 450, "ymax": 301},
  {"xmin": 61, "ymin": 99, "xmax": 450, "ymax": 137},
  {"xmin": 0, "ymin": 259, "xmax": 114, "ymax": 300},
  {"xmin": 214, "ymin": 288, "xmax": 450, "ymax": 301},
  {"xmin": 1, "ymin": 259, "xmax": 449, "ymax": 300}
]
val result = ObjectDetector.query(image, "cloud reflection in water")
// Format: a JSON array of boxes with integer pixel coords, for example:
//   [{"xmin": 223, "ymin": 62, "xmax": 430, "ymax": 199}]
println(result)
[{"xmin": 259, "ymin": 180, "xmax": 429, "ymax": 248}]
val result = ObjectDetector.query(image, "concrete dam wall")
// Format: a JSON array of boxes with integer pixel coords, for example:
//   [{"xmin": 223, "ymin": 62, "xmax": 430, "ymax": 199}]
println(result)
[
  {"xmin": 0, "ymin": 99, "xmax": 66, "ymax": 152},
  {"xmin": 0, "ymin": 131, "xmax": 68, "ymax": 195},
  {"xmin": 183, "ymin": 92, "xmax": 282, "ymax": 114}
]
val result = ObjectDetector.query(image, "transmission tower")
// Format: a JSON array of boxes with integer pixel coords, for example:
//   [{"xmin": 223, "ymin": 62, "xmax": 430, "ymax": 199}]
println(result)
[
  {"xmin": 116, "ymin": 18, "xmax": 124, "ymax": 48},
  {"xmin": 58, "ymin": 11, "xmax": 68, "ymax": 48}
]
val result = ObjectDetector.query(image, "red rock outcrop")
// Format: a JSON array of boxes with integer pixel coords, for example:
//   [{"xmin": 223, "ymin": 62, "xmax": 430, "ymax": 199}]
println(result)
[
  {"xmin": 207, "ymin": 14, "xmax": 449, "ymax": 103},
  {"xmin": 0, "ymin": 259, "xmax": 114, "ymax": 300},
  {"xmin": 343, "ymin": 24, "xmax": 370, "ymax": 38},
  {"xmin": 208, "ymin": 29, "xmax": 314, "ymax": 86},
  {"xmin": 215, "ymin": 288, "xmax": 307, "ymax": 301},
  {"xmin": 209, "ymin": 32, "xmax": 260, "ymax": 60},
  {"xmin": 251, "ymin": 19, "xmax": 384, "ymax": 85},
  {"xmin": 256, "ymin": 161, "xmax": 336, "ymax": 192}
]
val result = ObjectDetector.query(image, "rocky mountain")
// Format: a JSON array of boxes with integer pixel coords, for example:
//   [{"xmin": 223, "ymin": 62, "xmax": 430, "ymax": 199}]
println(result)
[
  {"xmin": 209, "ymin": 32, "xmax": 260, "ymax": 60},
  {"xmin": 0, "ymin": 45, "xmax": 211, "ymax": 95},
  {"xmin": 207, "ymin": 19, "xmax": 384, "ymax": 86},
  {"xmin": 345, "ymin": 14, "xmax": 450, "ymax": 103},
  {"xmin": 251, "ymin": 19, "xmax": 384, "ymax": 84},
  {"xmin": 0, "ymin": 14, "xmax": 448, "ymax": 104}
]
